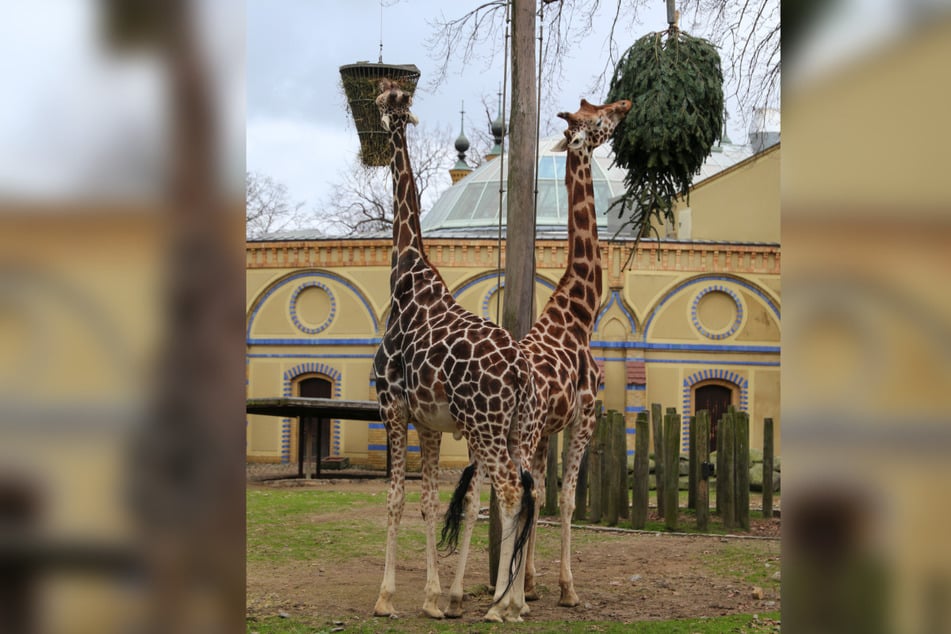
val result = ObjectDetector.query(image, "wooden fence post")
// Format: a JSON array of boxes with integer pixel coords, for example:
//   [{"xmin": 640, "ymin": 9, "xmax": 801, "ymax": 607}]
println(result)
[
  {"xmin": 617, "ymin": 411, "xmax": 629, "ymax": 520},
  {"xmin": 663, "ymin": 408, "xmax": 681, "ymax": 531},
  {"xmin": 696, "ymin": 410, "xmax": 710, "ymax": 531},
  {"xmin": 715, "ymin": 413, "xmax": 725, "ymax": 515},
  {"xmin": 651, "ymin": 403, "xmax": 664, "ymax": 516},
  {"xmin": 604, "ymin": 411, "xmax": 620, "ymax": 526},
  {"xmin": 735, "ymin": 410, "xmax": 750, "ymax": 531},
  {"xmin": 632, "ymin": 412, "xmax": 650, "ymax": 529},
  {"xmin": 588, "ymin": 409, "xmax": 605, "ymax": 524},
  {"xmin": 687, "ymin": 415, "xmax": 697, "ymax": 510},
  {"xmin": 762, "ymin": 417, "xmax": 774, "ymax": 519},
  {"xmin": 720, "ymin": 408, "xmax": 736, "ymax": 530},
  {"xmin": 574, "ymin": 445, "xmax": 588, "ymax": 521}
]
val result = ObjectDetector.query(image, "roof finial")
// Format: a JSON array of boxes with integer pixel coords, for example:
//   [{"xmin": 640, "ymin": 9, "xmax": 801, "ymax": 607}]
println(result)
[
  {"xmin": 450, "ymin": 101, "xmax": 472, "ymax": 183},
  {"xmin": 378, "ymin": 0, "xmax": 384, "ymax": 63}
]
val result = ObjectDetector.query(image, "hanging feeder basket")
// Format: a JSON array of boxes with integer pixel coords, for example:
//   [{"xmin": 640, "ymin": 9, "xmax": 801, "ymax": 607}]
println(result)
[{"xmin": 339, "ymin": 62, "xmax": 421, "ymax": 167}]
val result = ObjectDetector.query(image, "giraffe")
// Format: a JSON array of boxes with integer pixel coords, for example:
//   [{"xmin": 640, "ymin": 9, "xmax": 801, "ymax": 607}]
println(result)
[
  {"xmin": 371, "ymin": 78, "xmax": 540, "ymax": 623},
  {"xmin": 520, "ymin": 97, "xmax": 632, "ymax": 606},
  {"xmin": 441, "ymin": 97, "xmax": 632, "ymax": 611}
]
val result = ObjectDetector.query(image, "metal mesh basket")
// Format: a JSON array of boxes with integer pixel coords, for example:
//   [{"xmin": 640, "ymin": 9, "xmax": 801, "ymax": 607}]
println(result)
[{"xmin": 339, "ymin": 62, "xmax": 421, "ymax": 167}]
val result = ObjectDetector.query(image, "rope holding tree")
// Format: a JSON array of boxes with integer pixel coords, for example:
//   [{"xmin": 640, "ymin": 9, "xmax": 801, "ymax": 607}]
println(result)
[{"xmin": 605, "ymin": 8, "xmax": 723, "ymax": 251}]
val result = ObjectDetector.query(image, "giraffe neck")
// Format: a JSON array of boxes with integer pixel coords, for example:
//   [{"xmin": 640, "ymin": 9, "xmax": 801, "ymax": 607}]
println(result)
[
  {"xmin": 559, "ymin": 148, "xmax": 602, "ymax": 318},
  {"xmin": 388, "ymin": 124, "xmax": 424, "ymax": 259}
]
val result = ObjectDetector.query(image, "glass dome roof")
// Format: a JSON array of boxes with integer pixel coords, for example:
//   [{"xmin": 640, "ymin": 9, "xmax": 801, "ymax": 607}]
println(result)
[{"xmin": 420, "ymin": 136, "xmax": 754, "ymax": 238}]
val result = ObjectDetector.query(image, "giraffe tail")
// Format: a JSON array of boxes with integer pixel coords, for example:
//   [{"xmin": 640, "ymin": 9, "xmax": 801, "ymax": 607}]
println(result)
[
  {"xmin": 439, "ymin": 462, "xmax": 477, "ymax": 554},
  {"xmin": 494, "ymin": 468, "xmax": 535, "ymax": 604}
]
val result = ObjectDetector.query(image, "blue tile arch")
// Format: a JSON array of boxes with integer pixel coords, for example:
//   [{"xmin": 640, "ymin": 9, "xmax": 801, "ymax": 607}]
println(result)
[
  {"xmin": 642, "ymin": 274, "xmax": 780, "ymax": 342},
  {"xmin": 690, "ymin": 285, "xmax": 744, "ymax": 340},
  {"xmin": 479, "ymin": 275, "xmax": 558, "ymax": 320},
  {"xmin": 681, "ymin": 368, "xmax": 749, "ymax": 453},
  {"xmin": 288, "ymin": 281, "xmax": 336, "ymax": 335},
  {"xmin": 594, "ymin": 288, "xmax": 638, "ymax": 335},
  {"xmin": 449, "ymin": 271, "xmax": 556, "ymax": 320},
  {"xmin": 281, "ymin": 362, "xmax": 344, "ymax": 461},
  {"xmin": 246, "ymin": 270, "xmax": 379, "ymax": 341}
]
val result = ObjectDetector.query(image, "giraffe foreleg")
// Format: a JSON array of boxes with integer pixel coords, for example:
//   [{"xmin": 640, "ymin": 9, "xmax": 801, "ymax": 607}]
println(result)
[
  {"xmin": 373, "ymin": 415, "xmax": 408, "ymax": 617},
  {"xmin": 556, "ymin": 419, "xmax": 594, "ymax": 608}
]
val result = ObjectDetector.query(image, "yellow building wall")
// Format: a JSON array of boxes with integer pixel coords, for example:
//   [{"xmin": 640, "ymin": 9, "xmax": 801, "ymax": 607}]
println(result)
[
  {"xmin": 677, "ymin": 145, "xmax": 781, "ymax": 243},
  {"xmin": 246, "ymin": 237, "xmax": 781, "ymax": 468}
]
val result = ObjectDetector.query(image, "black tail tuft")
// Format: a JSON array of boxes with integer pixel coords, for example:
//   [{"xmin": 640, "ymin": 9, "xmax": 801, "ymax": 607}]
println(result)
[
  {"xmin": 439, "ymin": 462, "xmax": 476, "ymax": 554},
  {"xmin": 495, "ymin": 469, "xmax": 536, "ymax": 604}
]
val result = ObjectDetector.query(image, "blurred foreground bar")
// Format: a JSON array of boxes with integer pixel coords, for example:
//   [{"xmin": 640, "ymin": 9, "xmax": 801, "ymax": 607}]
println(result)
[
  {"xmin": 0, "ymin": 1, "xmax": 245, "ymax": 632},
  {"xmin": 784, "ymin": 4, "xmax": 951, "ymax": 633}
]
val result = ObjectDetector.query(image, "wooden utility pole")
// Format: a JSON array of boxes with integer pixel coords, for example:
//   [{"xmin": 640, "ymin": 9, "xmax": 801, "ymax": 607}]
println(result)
[
  {"xmin": 490, "ymin": 0, "xmax": 538, "ymax": 589},
  {"xmin": 501, "ymin": 0, "xmax": 539, "ymax": 337}
]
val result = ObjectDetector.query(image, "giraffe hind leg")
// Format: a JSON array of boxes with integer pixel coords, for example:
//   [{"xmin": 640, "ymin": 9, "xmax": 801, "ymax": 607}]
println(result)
[
  {"xmin": 523, "ymin": 434, "xmax": 550, "ymax": 602},
  {"xmin": 484, "ymin": 468, "xmax": 535, "ymax": 623},
  {"xmin": 418, "ymin": 427, "xmax": 445, "ymax": 619},
  {"xmin": 445, "ymin": 462, "xmax": 483, "ymax": 618}
]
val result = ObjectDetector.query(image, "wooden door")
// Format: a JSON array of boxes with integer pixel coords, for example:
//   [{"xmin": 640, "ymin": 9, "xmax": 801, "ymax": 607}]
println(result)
[
  {"xmin": 298, "ymin": 377, "xmax": 331, "ymax": 477},
  {"xmin": 695, "ymin": 384, "xmax": 732, "ymax": 452}
]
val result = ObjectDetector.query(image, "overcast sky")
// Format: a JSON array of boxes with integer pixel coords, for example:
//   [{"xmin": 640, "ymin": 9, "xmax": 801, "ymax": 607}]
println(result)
[{"xmin": 247, "ymin": 0, "xmax": 692, "ymax": 215}]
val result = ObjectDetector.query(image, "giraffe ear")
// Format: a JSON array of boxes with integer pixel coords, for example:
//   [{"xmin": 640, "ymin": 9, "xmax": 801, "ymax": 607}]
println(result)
[{"xmin": 552, "ymin": 137, "xmax": 569, "ymax": 152}]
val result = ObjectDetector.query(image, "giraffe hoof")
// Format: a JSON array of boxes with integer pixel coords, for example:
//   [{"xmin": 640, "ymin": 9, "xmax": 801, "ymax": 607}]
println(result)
[
  {"xmin": 558, "ymin": 592, "xmax": 580, "ymax": 608},
  {"xmin": 373, "ymin": 597, "xmax": 395, "ymax": 616},
  {"xmin": 421, "ymin": 604, "xmax": 444, "ymax": 619},
  {"xmin": 446, "ymin": 597, "xmax": 464, "ymax": 618},
  {"xmin": 524, "ymin": 588, "xmax": 540, "ymax": 602},
  {"xmin": 483, "ymin": 608, "xmax": 504, "ymax": 623}
]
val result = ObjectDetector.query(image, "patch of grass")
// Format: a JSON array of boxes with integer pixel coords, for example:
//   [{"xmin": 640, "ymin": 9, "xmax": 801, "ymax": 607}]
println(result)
[
  {"xmin": 247, "ymin": 488, "xmax": 491, "ymax": 564},
  {"xmin": 704, "ymin": 543, "xmax": 781, "ymax": 587},
  {"xmin": 247, "ymin": 612, "xmax": 781, "ymax": 633}
]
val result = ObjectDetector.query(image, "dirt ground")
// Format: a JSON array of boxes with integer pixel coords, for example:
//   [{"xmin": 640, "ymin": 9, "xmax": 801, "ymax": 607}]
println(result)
[{"xmin": 247, "ymin": 475, "xmax": 781, "ymax": 629}]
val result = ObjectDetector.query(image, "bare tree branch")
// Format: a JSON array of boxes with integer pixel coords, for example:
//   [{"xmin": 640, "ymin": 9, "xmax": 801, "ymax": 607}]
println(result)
[
  {"xmin": 428, "ymin": 0, "xmax": 779, "ymax": 136},
  {"xmin": 245, "ymin": 171, "xmax": 306, "ymax": 238},
  {"xmin": 316, "ymin": 122, "xmax": 486, "ymax": 236}
]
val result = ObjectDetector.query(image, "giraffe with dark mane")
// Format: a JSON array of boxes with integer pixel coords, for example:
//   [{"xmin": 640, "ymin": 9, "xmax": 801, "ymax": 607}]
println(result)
[{"xmin": 371, "ymin": 78, "xmax": 541, "ymax": 623}]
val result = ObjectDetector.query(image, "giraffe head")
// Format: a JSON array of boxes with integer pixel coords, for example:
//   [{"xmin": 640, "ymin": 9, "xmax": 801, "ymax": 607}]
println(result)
[
  {"xmin": 552, "ymin": 98, "xmax": 632, "ymax": 153},
  {"xmin": 375, "ymin": 78, "xmax": 419, "ymax": 132}
]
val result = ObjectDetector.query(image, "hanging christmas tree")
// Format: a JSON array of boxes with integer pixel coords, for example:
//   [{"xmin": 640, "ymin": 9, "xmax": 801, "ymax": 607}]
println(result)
[{"xmin": 606, "ymin": 18, "xmax": 723, "ymax": 241}]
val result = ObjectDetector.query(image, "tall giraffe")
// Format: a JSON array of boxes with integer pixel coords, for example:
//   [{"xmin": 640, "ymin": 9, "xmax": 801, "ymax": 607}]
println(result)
[
  {"xmin": 371, "ymin": 78, "xmax": 540, "ymax": 623},
  {"xmin": 520, "ymin": 97, "xmax": 631, "ymax": 606},
  {"xmin": 442, "ymin": 97, "xmax": 632, "ymax": 612}
]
